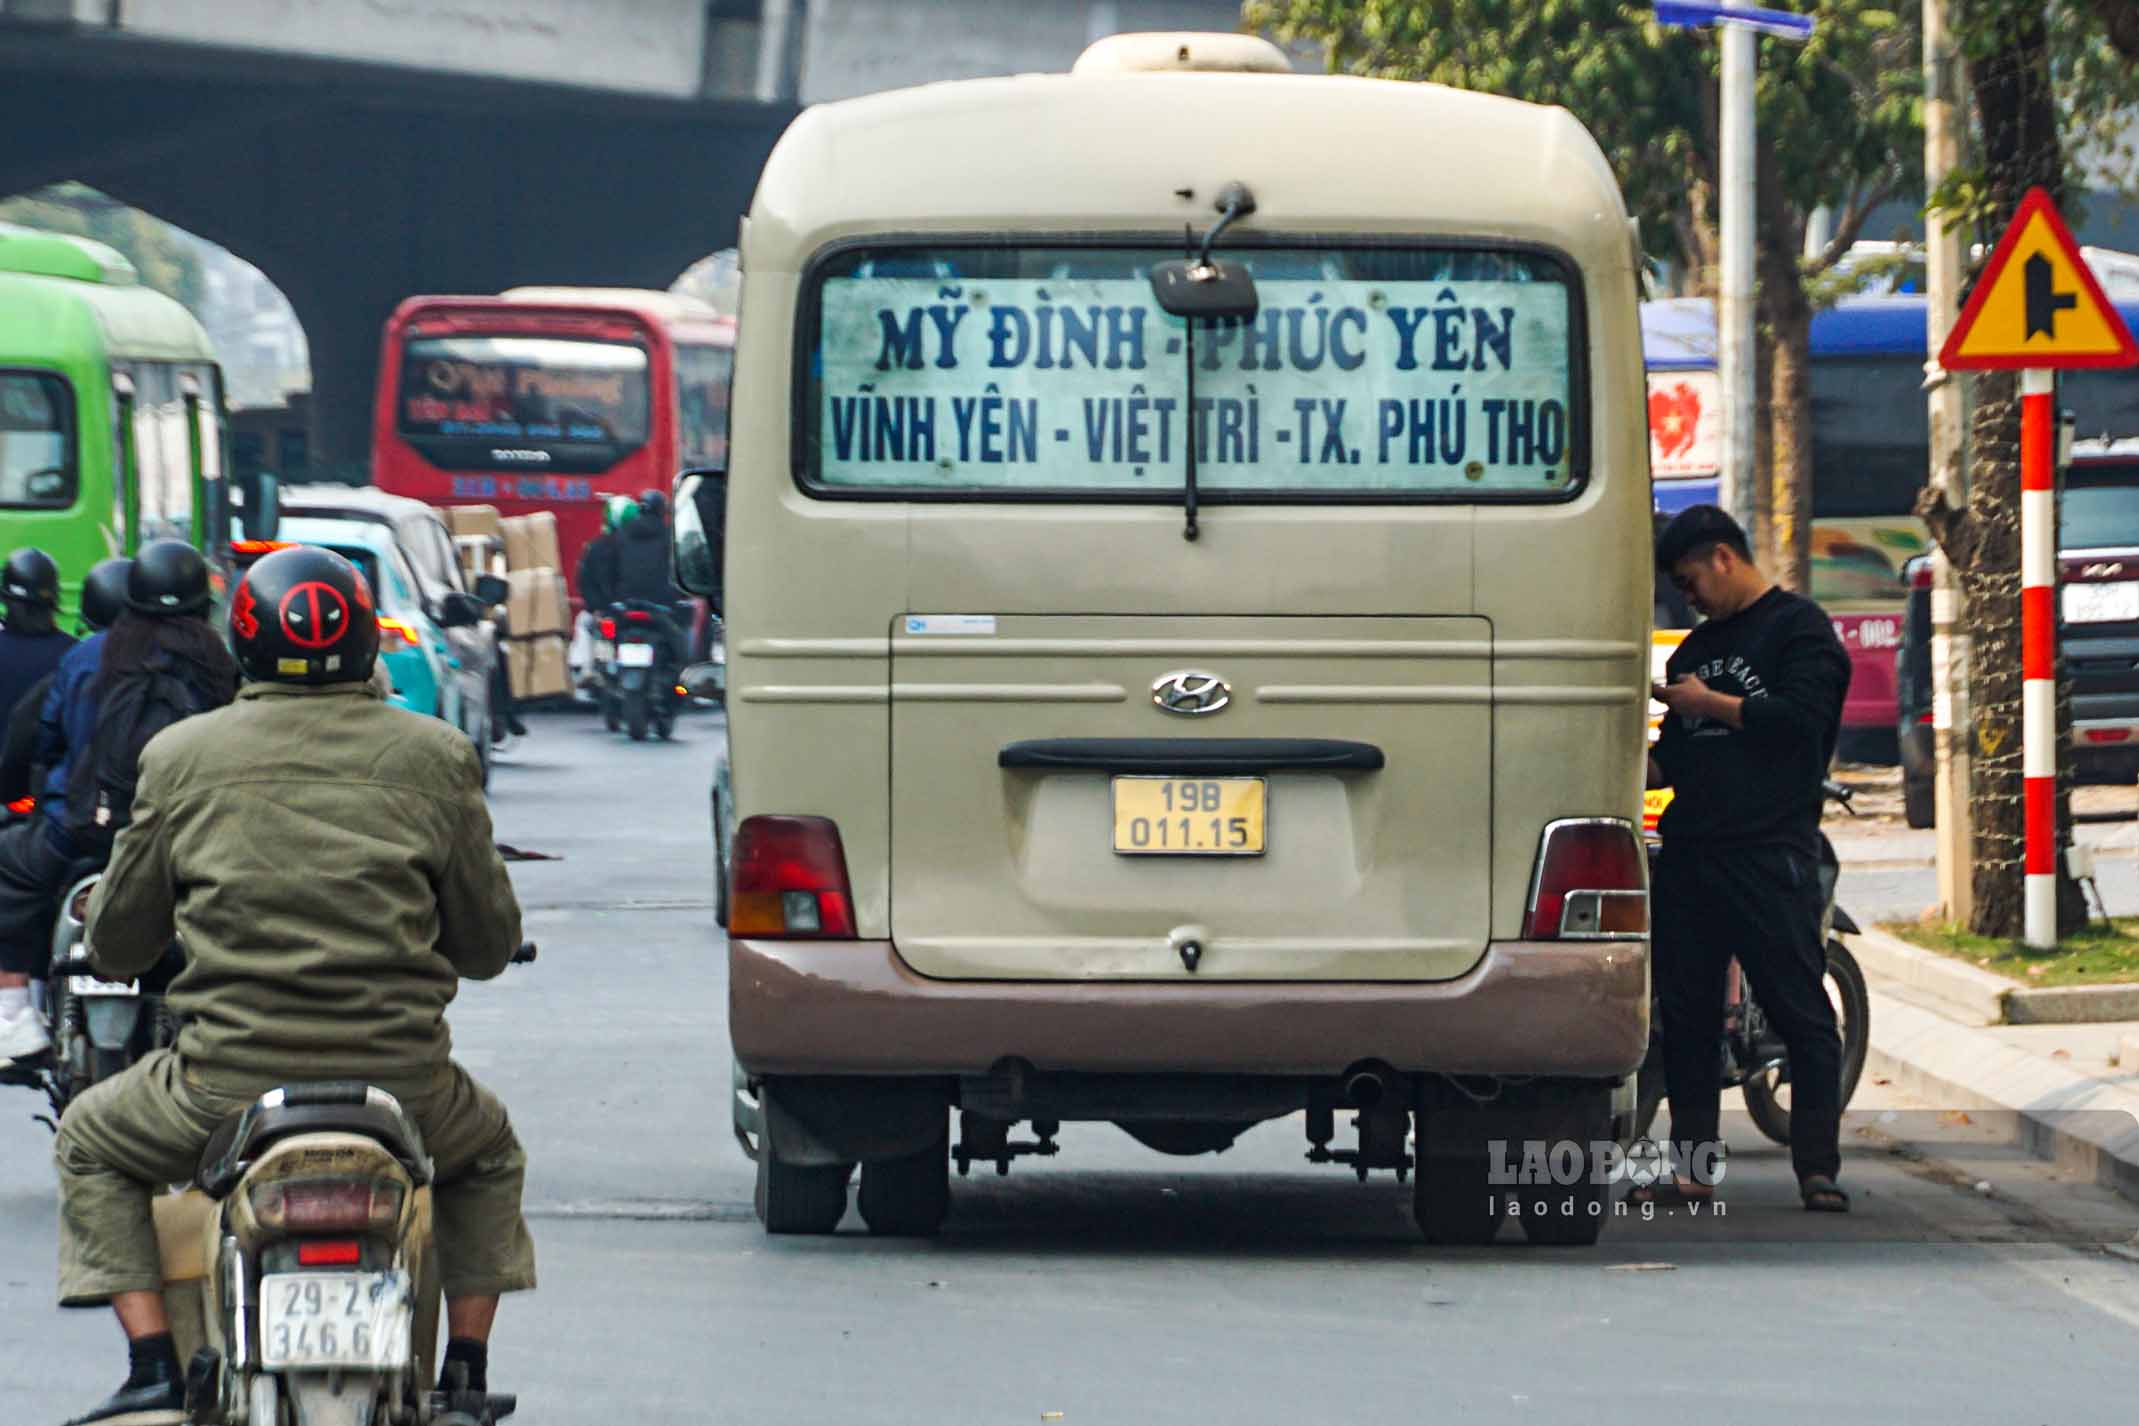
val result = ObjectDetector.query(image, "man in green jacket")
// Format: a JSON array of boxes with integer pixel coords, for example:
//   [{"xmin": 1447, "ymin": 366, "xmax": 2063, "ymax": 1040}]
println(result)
[{"xmin": 55, "ymin": 546, "xmax": 533, "ymax": 1426}]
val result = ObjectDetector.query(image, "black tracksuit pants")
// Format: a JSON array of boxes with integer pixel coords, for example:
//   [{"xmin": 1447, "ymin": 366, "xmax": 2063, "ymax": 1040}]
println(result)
[{"xmin": 1652, "ymin": 841, "xmax": 1843, "ymax": 1186}]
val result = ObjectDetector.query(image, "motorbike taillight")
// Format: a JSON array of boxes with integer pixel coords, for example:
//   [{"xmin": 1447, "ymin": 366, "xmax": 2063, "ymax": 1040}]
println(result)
[
  {"xmin": 248, "ymin": 1178, "xmax": 405, "ymax": 1233},
  {"xmin": 599, "ymin": 617, "xmax": 618, "ymax": 639}
]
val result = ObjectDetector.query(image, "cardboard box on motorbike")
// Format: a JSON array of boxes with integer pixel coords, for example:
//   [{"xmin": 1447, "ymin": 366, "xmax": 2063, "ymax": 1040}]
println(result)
[{"xmin": 505, "ymin": 570, "xmax": 569, "ymax": 637}]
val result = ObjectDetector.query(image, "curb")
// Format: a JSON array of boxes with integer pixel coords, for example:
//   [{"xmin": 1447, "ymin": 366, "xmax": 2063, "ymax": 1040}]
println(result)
[
  {"xmin": 1864, "ymin": 989, "xmax": 2139, "ymax": 1206},
  {"xmin": 2007, "ymin": 983, "xmax": 2139, "ymax": 1025},
  {"xmin": 1848, "ymin": 926, "xmax": 2011, "ymax": 1025},
  {"xmin": 1854, "ymin": 924, "xmax": 2139, "ymax": 1024}
]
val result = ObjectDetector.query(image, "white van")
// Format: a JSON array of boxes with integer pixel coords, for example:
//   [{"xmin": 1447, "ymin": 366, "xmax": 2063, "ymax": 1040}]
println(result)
[{"xmin": 674, "ymin": 32, "xmax": 1653, "ymax": 1245}]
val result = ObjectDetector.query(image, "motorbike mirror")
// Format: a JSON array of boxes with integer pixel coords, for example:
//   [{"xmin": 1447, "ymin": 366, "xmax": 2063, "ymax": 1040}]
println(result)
[
  {"xmin": 679, "ymin": 660, "xmax": 725, "ymax": 705},
  {"xmin": 471, "ymin": 573, "xmax": 509, "ymax": 608}
]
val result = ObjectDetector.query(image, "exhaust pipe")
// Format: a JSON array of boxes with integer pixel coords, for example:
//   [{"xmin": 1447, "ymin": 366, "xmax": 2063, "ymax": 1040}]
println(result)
[{"xmin": 1343, "ymin": 1062, "xmax": 1397, "ymax": 1109}]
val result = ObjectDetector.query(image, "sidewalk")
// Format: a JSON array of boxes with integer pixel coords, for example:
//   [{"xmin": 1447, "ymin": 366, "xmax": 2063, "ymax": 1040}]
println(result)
[
  {"xmin": 1851, "ymin": 926, "xmax": 2139, "ymax": 1205},
  {"xmin": 1824, "ymin": 769, "xmax": 2139, "ymax": 868}
]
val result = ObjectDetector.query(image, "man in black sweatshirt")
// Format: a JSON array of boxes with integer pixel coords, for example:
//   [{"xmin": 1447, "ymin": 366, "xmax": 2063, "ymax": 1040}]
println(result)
[{"xmin": 1647, "ymin": 505, "xmax": 1854, "ymax": 1213}]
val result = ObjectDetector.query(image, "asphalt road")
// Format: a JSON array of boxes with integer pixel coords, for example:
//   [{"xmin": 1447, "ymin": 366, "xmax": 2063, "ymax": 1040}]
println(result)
[{"xmin": 3, "ymin": 712, "xmax": 2136, "ymax": 1424}]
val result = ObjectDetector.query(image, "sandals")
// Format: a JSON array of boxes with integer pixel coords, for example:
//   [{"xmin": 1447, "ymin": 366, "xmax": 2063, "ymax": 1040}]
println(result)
[
  {"xmin": 1625, "ymin": 1177, "xmax": 1716, "ymax": 1207},
  {"xmin": 1800, "ymin": 1175, "xmax": 1851, "ymax": 1213}
]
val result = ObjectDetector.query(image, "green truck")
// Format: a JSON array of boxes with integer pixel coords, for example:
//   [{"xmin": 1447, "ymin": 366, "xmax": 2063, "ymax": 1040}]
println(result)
[{"xmin": 0, "ymin": 223, "xmax": 244, "ymax": 621}]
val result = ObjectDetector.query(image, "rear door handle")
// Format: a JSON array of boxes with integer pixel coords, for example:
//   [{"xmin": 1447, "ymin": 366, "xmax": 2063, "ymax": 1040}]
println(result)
[{"xmin": 998, "ymin": 738, "xmax": 1385, "ymax": 774}]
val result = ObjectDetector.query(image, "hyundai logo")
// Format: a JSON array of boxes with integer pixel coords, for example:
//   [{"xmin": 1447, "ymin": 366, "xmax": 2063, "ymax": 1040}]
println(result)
[{"xmin": 1152, "ymin": 670, "xmax": 1231, "ymax": 716}]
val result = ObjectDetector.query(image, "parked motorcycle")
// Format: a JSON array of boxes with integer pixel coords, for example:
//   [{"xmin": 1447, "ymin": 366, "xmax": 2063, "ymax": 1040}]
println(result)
[
  {"xmin": 157, "ymin": 942, "xmax": 536, "ymax": 1426},
  {"xmin": 1634, "ymin": 781, "xmax": 1871, "ymax": 1148},
  {"xmin": 598, "ymin": 601, "xmax": 685, "ymax": 742}
]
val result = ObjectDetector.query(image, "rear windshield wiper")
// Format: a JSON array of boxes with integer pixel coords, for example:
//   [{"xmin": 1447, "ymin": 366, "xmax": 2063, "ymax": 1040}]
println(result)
[{"xmin": 1148, "ymin": 183, "xmax": 1260, "ymax": 542}]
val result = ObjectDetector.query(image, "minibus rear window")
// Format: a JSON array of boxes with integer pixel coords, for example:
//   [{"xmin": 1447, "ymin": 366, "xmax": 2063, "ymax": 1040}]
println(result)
[{"xmin": 799, "ymin": 244, "xmax": 1585, "ymax": 501}]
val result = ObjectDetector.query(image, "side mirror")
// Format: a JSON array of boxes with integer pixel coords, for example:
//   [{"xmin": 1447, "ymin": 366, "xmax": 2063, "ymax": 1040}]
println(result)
[
  {"xmin": 671, "ymin": 467, "xmax": 725, "ymax": 607},
  {"xmin": 472, "ymin": 573, "xmax": 510, "ymax": 608},
  {"xmin": 679, "ymin": 660, "xmax": 725, "ymax": 705},
  {"xmin": 436, "ymin": 591, "xmax": 485, "ymax": 629}
]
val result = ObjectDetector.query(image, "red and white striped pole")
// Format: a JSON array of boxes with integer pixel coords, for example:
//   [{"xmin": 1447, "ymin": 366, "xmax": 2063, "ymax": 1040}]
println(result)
[{"xmin": 2021, "ymin": 367, "xmax": 2057, "ymax": 949}]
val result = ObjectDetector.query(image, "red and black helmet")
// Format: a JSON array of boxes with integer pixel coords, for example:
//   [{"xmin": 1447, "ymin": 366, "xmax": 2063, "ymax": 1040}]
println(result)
[{"xmin": 229, "ymin": 545, "xmax": 380, "ymax": 686}]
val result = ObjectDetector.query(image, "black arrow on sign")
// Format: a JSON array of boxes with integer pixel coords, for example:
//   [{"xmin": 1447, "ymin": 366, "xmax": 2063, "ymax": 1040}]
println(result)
[{"xmin": 2024, "ymin": 252, "xmax": 2077, "ymax": 338}]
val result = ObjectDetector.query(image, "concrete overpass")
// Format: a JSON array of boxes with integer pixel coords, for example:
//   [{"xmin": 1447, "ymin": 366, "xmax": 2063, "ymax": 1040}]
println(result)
[
  {"xmin": 0, "ymin": 0, "xmax": 1248, "ymax": 472},
  {"xmin": 0, "ymin": 0, "xmax": 800, "ymax": 473}
]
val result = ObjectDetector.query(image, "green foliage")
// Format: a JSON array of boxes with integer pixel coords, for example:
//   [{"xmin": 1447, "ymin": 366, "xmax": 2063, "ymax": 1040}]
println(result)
[
  {"xmin": 1243, "ymin": 1, "xmax": 1923, "ymax": 277},
  {"xmin": 1926, "ymin": 0, "xmax": 2139, "ymax": 231},
  {"xmin": 0, "ymin": 182, "xmax": 205, "ymax": 313}
]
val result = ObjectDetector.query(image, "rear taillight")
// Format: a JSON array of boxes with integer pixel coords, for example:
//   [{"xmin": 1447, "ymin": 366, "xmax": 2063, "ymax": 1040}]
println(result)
[
  {"xmin": 248, "ymin": 1179, "xmax": 404, "ymax": 1233},
  {"xmin": 6, "ymin": 796, "xmax": 33, "ymax": 816},
  {"xmin": 2086, "ymin": 728, "xmax": 2132, "ymax": 744},
  {"xmin": 730, "ymin": 815, "xmax": 857, "ymax": 938},
  {"xmin": 297, "ymin": 1240, "xmax": 363, "ymax": 1267},
  {"xmin": 599, "ymin": 617, "xmax": 617, "ymax": 639},
  {"xmin": 625, "ymin": 609, "xmax": 654, "ymax": 622},
  {"xmin": 1523, "ymin": 819, "xmax": 1647, "ymax": 940}
]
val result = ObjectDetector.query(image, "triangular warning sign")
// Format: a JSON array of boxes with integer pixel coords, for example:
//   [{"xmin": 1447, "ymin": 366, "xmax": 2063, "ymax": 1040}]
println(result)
[{"xmin": 1941, "ymin": 187, "xmax": 2138, "ymax": 371}]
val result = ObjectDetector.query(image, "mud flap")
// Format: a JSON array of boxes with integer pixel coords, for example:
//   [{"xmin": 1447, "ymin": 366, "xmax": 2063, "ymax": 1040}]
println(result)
[{"xmin": 763, "ymin": 1078, "xmax": 950, "ymax": 1166}]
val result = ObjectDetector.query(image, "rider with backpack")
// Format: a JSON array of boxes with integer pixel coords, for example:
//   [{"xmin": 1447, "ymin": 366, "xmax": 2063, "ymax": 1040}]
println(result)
[{"xmin": 0, "ymin": 543, "xmax": 236, "ymax": 1069}]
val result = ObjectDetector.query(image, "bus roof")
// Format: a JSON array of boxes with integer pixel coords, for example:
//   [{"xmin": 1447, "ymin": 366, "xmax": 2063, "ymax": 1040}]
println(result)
[
  {"xmin": 0, "ymin": 223, "xmax": 219, "ymax": 366},
  {"xmin": 391, "ymin": 288, "xmax": 734, "ymax": 343},
  {"xmin": 752, "ymin": 69, "xmax": 1626, "ymax": 266},
  {"xmin": 1642, "ymin": 293, "xmax": 2139, "ymax": 365}
]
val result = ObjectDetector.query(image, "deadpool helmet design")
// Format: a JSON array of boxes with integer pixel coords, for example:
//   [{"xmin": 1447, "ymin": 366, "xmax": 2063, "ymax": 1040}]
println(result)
[{"xmin": 230, "ymin": 545, "xmax": 380, "ymax": 686}]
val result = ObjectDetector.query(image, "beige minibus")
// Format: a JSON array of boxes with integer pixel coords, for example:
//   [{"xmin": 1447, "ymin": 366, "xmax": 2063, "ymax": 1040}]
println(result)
[{"xmin": 673, "ymin": 31, "xmax": 1653, "ymax": 1246}]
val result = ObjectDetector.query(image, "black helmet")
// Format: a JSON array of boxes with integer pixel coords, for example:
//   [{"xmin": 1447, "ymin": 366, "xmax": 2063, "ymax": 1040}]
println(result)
[
  {"xmin": 637, "ymin": 488, "xmax": 668, "ymax": 520},
  {"xmin": 126, "ymin": 540, "xmax": 212, "ymax": 617},
  {"xmin": 79, "ymin": 558, "xmax": 132, "ymax": 632},
  {"xmin": 230, "ymin": 545, "xmax": 379, "ymax": 686},
  {"xmin": 2, "ymin": 547, "xmax": 60, "ymax": 610}
]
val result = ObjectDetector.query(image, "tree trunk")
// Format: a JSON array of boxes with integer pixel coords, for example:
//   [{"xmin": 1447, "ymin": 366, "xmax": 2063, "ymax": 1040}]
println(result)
[
  {"xmin": 1765, "ymin": 291, "xmax": 1814, "ymax": 594},
  {"xmin": 1753, "ymin": 310, "xmax": 1776, "ymax": 568},
  {"xmin": 1947, "ymin": 4, "xmax": 2084, "ymax": 938},
  {"xmin": 1754, "ymin": 142, "xmax": 1813, "ymax": 595}
]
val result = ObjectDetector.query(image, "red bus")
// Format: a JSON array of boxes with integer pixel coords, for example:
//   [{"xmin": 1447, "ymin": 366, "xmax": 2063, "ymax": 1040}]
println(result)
[{"xmin": 371, "ymin": 287, "xmax": 734, "ymax": 596}]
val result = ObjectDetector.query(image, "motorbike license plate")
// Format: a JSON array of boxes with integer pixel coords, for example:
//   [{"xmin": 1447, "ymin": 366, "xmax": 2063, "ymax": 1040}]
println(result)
[
  {"xmin": 259, "ymin": 1271, "xmax": 413, "ymax": 1370},
  {"xmin": 617, "ymin": 643, "xmax": 657, "ymax": 668},
  {"xmin": 65, "ymin": 974, "xmax": 137, "ymax": 1000},
  {"xmin": 1112, "ymin": 777, "xmax": 1266, "ymax": 856}
]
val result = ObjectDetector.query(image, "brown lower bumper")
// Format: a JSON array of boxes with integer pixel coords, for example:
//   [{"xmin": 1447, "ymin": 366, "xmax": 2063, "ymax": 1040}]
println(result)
[{"xmin": 730, "ymin": 939, "xmax": 1648, "ymax": 1079}]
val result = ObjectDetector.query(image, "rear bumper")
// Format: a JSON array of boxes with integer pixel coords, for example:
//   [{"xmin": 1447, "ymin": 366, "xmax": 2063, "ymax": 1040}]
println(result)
[{"xmin": 730, "ymin": 938, "xmax": 1648, "ymax": 1080}]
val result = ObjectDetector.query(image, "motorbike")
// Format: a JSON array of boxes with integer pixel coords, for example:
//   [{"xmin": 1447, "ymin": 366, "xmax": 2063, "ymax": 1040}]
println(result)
[
  {"xmin": 597, "ymin": 601, "xmax": 685, "ymax": 742},
  {"xmin": 157, "ymin": 942, "xmax": 536, "ymax": 1426},
  {"xmin": 1634, "ymin": 780, "xmax": 1871, "ymax": 1148},
  {"xmin": 0, "ymin": 801, "xmax": 176, "ymax": 1126}
]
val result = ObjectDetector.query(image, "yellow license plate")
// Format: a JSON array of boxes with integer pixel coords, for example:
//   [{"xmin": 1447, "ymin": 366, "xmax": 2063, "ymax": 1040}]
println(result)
[{"xmin": 1112, "ymin": 777, "xmax": 1266, "ymax": 856}]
